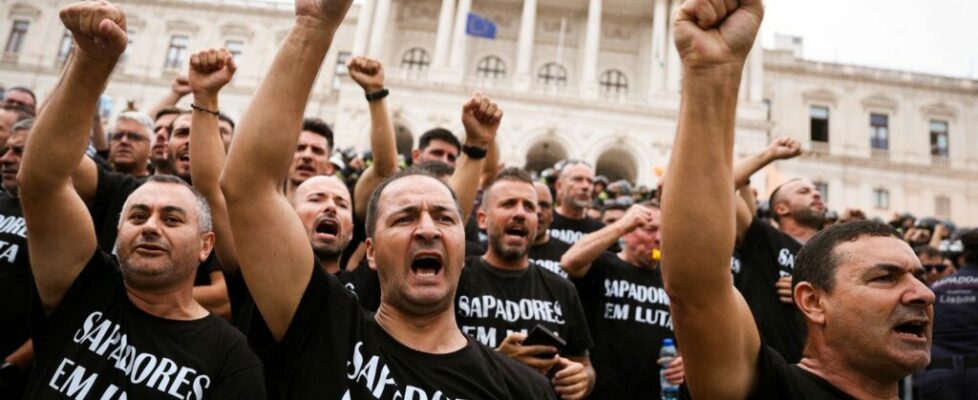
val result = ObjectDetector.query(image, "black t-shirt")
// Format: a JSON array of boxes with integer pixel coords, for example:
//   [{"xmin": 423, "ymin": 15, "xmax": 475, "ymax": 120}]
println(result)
[
  {"xmin": 749, "ymin": 344, "xmax": 855, "ymax": 399},
  {"xmin": 255, "ymin": 261, "xmax": 554, "ymax": 399},
  {"xmin": 735, "ymin": 219, "xmax": 806, "ymax": 363},
  {"xmin": 25, "ymin": 251, "xmax": 265, "ymax": 399},
  {"xmin": 573, "ymin": 252, "xmax": 674, "ymax": 399},
  {"xmin": 455, "ymin": 257, "xmax": 593, "ymax": 356},
  {"xmin": 548, "ymin": 213, "xmax": 604, "ymax": 246},
  {"xmin": 91, "ymin": 166, "xmax": 145, "ymax": 253},
  {"xmin": 0, "ymin": 192, "xmax": 39, "ymax": 359},
  {"xmin": 528, "ymin": 238, "xmax": 571, "ymax": 279},
  {"xmin": 930, "ymin": 264, "xmax": 978, "ymax": 357}
]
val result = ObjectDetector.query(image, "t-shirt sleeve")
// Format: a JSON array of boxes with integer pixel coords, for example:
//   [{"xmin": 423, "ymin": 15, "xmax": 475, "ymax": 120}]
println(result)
[
  {"xmin": 32, "ymin": 250, "xmax": 118, "ymax": 340},
  {"xmin": 560, "ymin": 280, "xmax": 594, "ymax": 357},
  {"xmin": 747, "ymin": 342, "xmax": 790, "ymax": 399},
  {"xmin": 571, "ymin": 252, "xmax": 612, "ymax": 305},
  {"xmin": 207, "ymin": 337, "xmax": 268, "ymax": 400},
  {"xmin": 739, "ymin": 218, "xmax": 777, "ymax": 251}
]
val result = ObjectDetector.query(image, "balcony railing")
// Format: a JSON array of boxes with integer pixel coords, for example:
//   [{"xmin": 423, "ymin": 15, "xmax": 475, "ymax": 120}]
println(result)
[
  {"xmin": 870, "ymin": 148, "xmax": 890, "ymax": 162},
  {"xmin": 931, "ymin": 155, "xmax": 951, "ymax": 168},
  {"xmin": 809, "ymin": 141, "xmax": 830, "ymax": 155}
]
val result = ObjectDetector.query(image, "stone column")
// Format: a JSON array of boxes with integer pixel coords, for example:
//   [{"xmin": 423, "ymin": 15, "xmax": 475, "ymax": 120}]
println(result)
[
  {"xmin": 580, "ymin": 0, "xmax": 602, "ymax": 98},
  {"xmin": 513, "ymin": 0, "xmax": 538, "ymax": 90},
  {"xmin": 367, "ymin": 0, "xmax": 392, "ymax": 58},
  {"xmin": 432, "ymin": 0, "xmax": 456, "ymax": 67},
  {"xmin": 351, "ymin": 0, "xmax": 376, "ymax": 56}
]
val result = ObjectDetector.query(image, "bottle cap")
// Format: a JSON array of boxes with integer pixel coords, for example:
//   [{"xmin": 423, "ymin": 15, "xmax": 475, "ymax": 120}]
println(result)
[{"xmin": 662, "ymin": 338, "xmax": 674, "ymax": 346}]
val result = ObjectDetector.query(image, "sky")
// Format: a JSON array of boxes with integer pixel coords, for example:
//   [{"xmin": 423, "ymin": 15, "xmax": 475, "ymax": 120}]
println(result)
[{"xmin": 264, "ymin": 0, "xmax": 978, "ymax": 79}]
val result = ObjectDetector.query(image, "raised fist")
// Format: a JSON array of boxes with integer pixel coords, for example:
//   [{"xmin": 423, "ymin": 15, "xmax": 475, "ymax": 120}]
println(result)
[
  {"xmin": 295, "ymin": 0, "xmax": 354, "ymax": 26},
  {"xmin": 461, "ymin": 93, "xmax": 502, "ymax": 149},
  {"xmin": 59, "ymin": 0, "xmax": 128, "ymax": 62},
  {"xmin": 673, "ymin": 0, "xmax": 763, "ymax": 68},
  {"xmin": 188, "ymin": 48, "xmax": 237, "ymax": 97},
  {"xmin": 767, "ymin": 137, "xmax": 802, "ymax": 161},
  {"xmin": 618, "ymin": 205, "xmax": 655, "ymax": 233},
  {"xmin": 171, "ymin": 75, "xmax": 192, "ymax": 96},
  {"xmin": 347, "ymin": 56, "xmax": 385, "ymax": 93}
]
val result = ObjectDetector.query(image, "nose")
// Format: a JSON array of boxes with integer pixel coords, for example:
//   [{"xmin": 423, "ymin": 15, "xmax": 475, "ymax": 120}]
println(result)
[
  {"xmin": 414, "ymin": 213, "xmax": 442, "ymax": 242},
  {"xmin": 904, "ymin": 275, "xmax": 936, "ymax": 307},
  {"xmin": 0, "ymin": 149, "xmax": 15, "ymax": 164}
]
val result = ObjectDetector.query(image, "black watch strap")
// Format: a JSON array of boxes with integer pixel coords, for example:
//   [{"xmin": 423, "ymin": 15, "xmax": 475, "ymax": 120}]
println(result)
[
  {"xmin": 365, "ymin": 88, "xmax": 389, "ymax": 102},
  {"xmin": 461, "ymin": 144, "xmax": 488, "ymax": 160}
]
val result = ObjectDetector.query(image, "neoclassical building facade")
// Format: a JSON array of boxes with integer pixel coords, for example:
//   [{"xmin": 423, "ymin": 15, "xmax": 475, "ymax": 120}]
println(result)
[{"xmin": 1, "ymin": 0, "xmax": 976, "ymax": 224}]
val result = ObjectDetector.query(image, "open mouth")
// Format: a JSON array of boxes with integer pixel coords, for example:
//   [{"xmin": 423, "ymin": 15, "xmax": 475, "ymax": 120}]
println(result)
[
  {"xmin": 411, "ymin": 254, "xmax": 443, "ymax": 277},
  {"xmin": 504, "ymin": 226, "xmax": 528, "ymax": 238},
  {"xmin": 178, "ymin": 153, "xmax": 190, "ymax": 163},
  {"xmin": 314, "ymin": 219, "xmax": 339, "ymax": 237},
  {"xmin": 296, "ymin": 164, "xmax": 316, "ymax": 174},
  {"xmin": 893, "ymin": 321, "xmax": 927, "ymax": 339}
]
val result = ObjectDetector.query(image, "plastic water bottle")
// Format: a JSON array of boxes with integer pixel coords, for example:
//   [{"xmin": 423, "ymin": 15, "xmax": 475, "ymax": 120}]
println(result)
[{"xmin": 659, "ymin": 338, "xmax": 679, "ymax": 400}]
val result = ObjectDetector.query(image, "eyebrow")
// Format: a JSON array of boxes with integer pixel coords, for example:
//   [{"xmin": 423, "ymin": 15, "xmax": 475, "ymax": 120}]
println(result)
[
  {"xmin": 389, "ymin": 203, "xmax": 458, "ymax": 216},
  {"xmin": 128, "ymin": 204, "xmax": 188, "ymax": 216},
  {"xmin": 868, "ymin": 263, "xmax": 924, "ymax": 277}
]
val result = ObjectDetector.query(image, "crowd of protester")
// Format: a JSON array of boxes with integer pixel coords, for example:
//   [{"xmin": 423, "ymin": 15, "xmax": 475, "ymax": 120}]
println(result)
[{"xmin": 0, "ymin": 0, "xmax": 975, "ymax": 399}]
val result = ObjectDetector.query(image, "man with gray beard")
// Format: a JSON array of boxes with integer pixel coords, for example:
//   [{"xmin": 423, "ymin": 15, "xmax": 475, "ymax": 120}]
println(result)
[
  {"xmin": 548, "ymin": 161, "xmax": 604, "ymax": 246},
  {"xmin": 733, "ymin": 137, "xmax": 827, "ymax": 363},
  {"xmin": 455, "ymin": 168, "xmax": 595, "ymax": 399}
]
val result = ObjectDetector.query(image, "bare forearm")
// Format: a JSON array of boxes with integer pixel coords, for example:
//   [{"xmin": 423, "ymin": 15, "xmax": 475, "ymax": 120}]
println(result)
[
  {"xmin": 561, "ymin": 222, "xmax": 627, "ymax": 278},
  {"xmin": 22, "ymin": 56, "xmax": 115, "ymax": 193},
  {"xmin": 480, "ymin": 140, "xmax": 499, "ymax": 188},
  {"xmin": 193, "ymin": 278, "xmax": 230, "ymax": 319},
  {"xmin": 146, "ymin": 91, "xmax": 183, "ymax": 121},
  {"xmin": 354, "ymin": 99, "xmax": 398, "ymax": 219},
  {"xmin": 733, "ymin": 148, "xmax": 773, "ymax": 189},
  {"xmin": 4, "ymin": 340, "xmax": 33, "ymax": 368},
  {"xmin": 222, "ymin": 18, "xmax": 339, "ymax": 194},
  {"xmin": 449, "ymin": 155, "xmax": 483, "ymax": 221},
  {"xmin": 661, "ymin": 66, "xmax": 742, "ymax": 300},
  {"xmin": 91, "ymin": 117, "xmax": 109, "ymax": 152}
]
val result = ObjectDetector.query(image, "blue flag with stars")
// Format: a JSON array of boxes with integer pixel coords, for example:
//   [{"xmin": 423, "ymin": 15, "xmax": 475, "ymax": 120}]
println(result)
[{"xmin": 466, "ymin": 12, "xmax": 497, "ymax": 39}]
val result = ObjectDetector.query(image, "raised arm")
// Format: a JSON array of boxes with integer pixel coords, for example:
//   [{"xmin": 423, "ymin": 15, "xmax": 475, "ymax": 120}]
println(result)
[
  {"xmin": 660, "ymin": 0, "xmax": 764, "ymax": 398},
  {"xmin": 189, "ymin": 48, "xmax": 240, "ymax": 274},
  {"xmin": 350, "ymin": 56, "xmax": 397, "ymax": 220},
  {"xmin": 220, "ymin": 0, "xmax": 353, "ymax": 341},
  {"xmin": 733, "ymin": 137, "xmax": 800, "ymax": 240},
  {"xmin": 449, "ymin": 94, "xmax": 501, "ymax": 221},
  {"xmin": 561, "ymin": 205, "xmax": 653, "ymax": 278},
  {"xmin": 145, "ymin": 75, "xmax": 191, "ymax": 120},
  {"xmin": 19, "ymin": 1, "xmax": 127, "ymax": 313}
]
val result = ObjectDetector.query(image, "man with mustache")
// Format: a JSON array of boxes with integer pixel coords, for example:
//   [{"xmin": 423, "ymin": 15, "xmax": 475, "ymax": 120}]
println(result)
[
  {"xmin": 526, "ymin": 181, "xmax": 572, "ymax": 278},
  {"xmin": 17, "ymin": 2, "xmax": 264, "ymax": 398},
  {"xmin": 456, "ymin": 167, "xmax": 595, "ymax": 400},
  {"xmin": 106, "ymin": 111, "xmax": 153, "ymax": 177},
  {"xmin": 732, "ymin": 137, "xmax": 824, "ymax": 363},
  {"xmin": 661, "ymin": 0, "xmax": 934, "ymax": 398},
  {"xmin": 219, "ymin": 0, "xmax": 552, "ymax": 397}
]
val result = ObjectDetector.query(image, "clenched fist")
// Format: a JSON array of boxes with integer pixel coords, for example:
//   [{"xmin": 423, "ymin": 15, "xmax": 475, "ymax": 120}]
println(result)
[
  {"xmin": 461, "ymin": 93, "xmax": 502, "ymax": 149},
  {"xmin": 347, "ymin": 56, "xmax": 385, "ymax": 93},
  {"xmin": 673, "ymin": 0, "xmax": 763, "ymax": 69},
  {"xmin": 189, "ymin": 48, "xmax": 237, "ymax": 98},
  {"xmin": 766, "ymin": 137, "xmax": 802, "ymax": 161},
  {"xmin": 59, "ymin": 0, "xmax": 128, "ymax": 63}
]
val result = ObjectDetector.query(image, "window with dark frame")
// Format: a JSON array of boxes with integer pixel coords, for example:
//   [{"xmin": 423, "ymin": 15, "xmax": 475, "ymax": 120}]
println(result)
[
  {"xmin": 164, "ymin": 35, "xmax": 189, "ymax": 70},
  {"xmin": 814, "ymin": 181, "xmax": 829, "ymax": 203},
  {"xmin": 226, "ymin": 40, "xmax": 244, "ymax": 63},
  {"xmin": 400, "ymin": 47, "xmax": 431, "ymax": 72},
  {"xmin": 872, "ymin": 188, "xmax": 890, "ymax": 210},
  {"xmin": 56, "ymin": 30, "xmax": 73, "ymax": 64},
  {"xmin": 537, "ymin": 62, "xmax": 567, "ymax": 86},
  {"xmin": 5, "ymin": 20, "xmax": 29, "ymax": 54},
  {"xmin": 332, "ymin": 51, "xmax": 351, "ymax": 89},
  {"xmin": 475, "ymin": 55, "xmax": 506, "ymax": 80},
  {"xmin": 930, "ymin": 120, "xmax": 949, "ymax": 157},
  {"xmin": 599, "ymin": 69, "xmax": 628, "ymax": 94},
  {"xmin": 869, "ymin": 113, "xmax": 889, "ymax": 150},
  {"xmin": 810, "ymin": 105, "xmax": 829, "ymax": 143}
]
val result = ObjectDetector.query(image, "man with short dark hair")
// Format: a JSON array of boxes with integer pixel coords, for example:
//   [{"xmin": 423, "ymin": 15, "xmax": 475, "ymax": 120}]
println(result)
[
  {"xmin": 284, "ymin": 117, "xmax": 335, "ymax": 200},
  {"xmin": 527, "ymin": 181, "xmax": 571, "ymax": 278},
  {"xmin": 150, "ymin": 106, "xmax": 183, "ymax": 175},
  {"xmin": 107, "ymin": 111, "xmax": 154, "ymax": 177},
  {"xmin": 732, "ymin": 137, "xmax": 817, "ymax": 363},
  {"xmin": 0, "ymin": 107, "xmax": 30, "ymax": 150},
  {"xmin": 915, "ymin": 245, "xmax": 955, "ymax": 286},
  {"xmin": 412, "ymin": 128, "xmax": 462, "ymax": 168},
  {"xmin": 3, "ymin": 86, "xmax": 36, "ymax": 115},
  {"xmin": 18, "ymin": 3, "xmax": 265, "ymax": 397},
  {"xmin": 561, "ymin": 202, "xmax": 683, "ymax": 398},
  {"xmin": 599, "ymin": 203, "xmax": 628, "ymax": 226},
  {"xmin": 662, "ymin": 2, "xmax": 934, "ymax": 398},
  {"xmin": 0, "ymin": 118, "xmax": 38, "ymax": 396},
  {"xmin": 549, "ymin": 161, "xmax": 604, "ymax": 246},
  {"xmin": 917, "ymin": 230, "xmax": 978, "ymax": 398},
  {"xmin": 220, "ymin": 1, "xmax": 552, "ymax": 396},
  {"xmin": 456, "ymin": 167, "xmax": 596, "ymax": 398}
]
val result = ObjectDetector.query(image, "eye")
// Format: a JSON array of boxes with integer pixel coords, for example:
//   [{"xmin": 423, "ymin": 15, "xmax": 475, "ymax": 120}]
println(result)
[
  {"xmin": 164, "ymin": 215, "xmax": 183, "ymax": 225},
  {"xmin": 438, "ymin": 214, "xmax": 456, "ymax": 223},
  {"xmin": 129, "ymin": 213, "xmax": 148, "ymax": 223},
  {"xmin": 393, "ymin": 215, "xmax": 413, "ymax": 225}
]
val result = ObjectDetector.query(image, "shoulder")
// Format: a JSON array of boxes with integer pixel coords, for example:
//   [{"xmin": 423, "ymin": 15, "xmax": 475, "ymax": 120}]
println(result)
[{"xmin": 475, "ymin": 340, "xmax": 555, "ymax": 398}]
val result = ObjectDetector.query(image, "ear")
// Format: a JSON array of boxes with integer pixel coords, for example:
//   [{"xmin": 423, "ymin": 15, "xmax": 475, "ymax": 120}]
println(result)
[
  {"xmin": 775, "ymin": 202, "xmax": 790, "ymax": 219},
  {"xmin": 794, "ymin": 282, "xmax": 826, "ymax": 326},
  {"xmin": 365, "ymin": 238, "xmax": 378, "ymax": 271},
  {"xmin": 477, "ymin": 208, "xmax": 487, "ymax": 230},
  {"xmin": 199, "ymin": 231, "xmax": 216, "ymax": 263},
  {"xmin": 411, "ymin": 149, "xmax": 421, "ymax": 164},
  {"xmin": 554, "ymin": 179, "xmax": 563, "ymax": 193}
]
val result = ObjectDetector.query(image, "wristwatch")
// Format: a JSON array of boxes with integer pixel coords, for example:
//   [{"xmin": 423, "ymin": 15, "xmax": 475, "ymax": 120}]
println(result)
[{"xmin": 461, "ymin": 144, "xmax": 488, "ymax": 160}]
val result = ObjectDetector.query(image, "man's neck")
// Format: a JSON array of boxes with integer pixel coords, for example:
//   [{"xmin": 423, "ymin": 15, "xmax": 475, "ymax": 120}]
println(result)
[
  {"xmin": 532, "ymin": 232, "xmax": 550, "ymax": 246},
  {"xmin": 557, "ymin": 205, "xmax": 586, "ymax": 220},
  {"xmin": 319, "ymin": 257, "xmax": 340, "ymax": 275},
  {"xmin": 115, "ymin": 164, "xmax": 149, "ymax": 177},
  {"xmin": 617, "ymin": 250, "xmax": 656, "ymax": 270},
  {"xmin": 152, "ymin": 161, "xmax": 172, "ymax": 175},
  {"xmin": 124, "ymin": 283, "xmax": 208, "ymax": 321},
  {"xmin": 797, "ymin": 353, "xmax": 898, "ymax": 400},
  {"xmin": 483, "ymin": 252, "xmax": 529, "ymax": 271},
  {"xmin": 374, "ymin": 304, "xmax": 468, "ymax": 354},
  {"xmin": 779, "ymin": 218, "xmax": 817, "ymax": 244}
]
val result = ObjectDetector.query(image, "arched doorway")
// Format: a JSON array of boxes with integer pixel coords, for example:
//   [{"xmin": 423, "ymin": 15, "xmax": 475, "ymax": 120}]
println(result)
[
  {"xmin": 395, "ymin": 124, "xmax": 413, "ymax": 165},
  {"xmin": 525, "ymin": 140, "xmax": 568, "ymax": 173},
  {"xmin": 595, "ymin": 148, "xmax": 637, "ymax": 183}
]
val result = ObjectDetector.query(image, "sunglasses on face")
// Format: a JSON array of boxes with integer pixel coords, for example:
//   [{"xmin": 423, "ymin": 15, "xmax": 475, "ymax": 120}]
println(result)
[{"xmin": 923, "ymin": 264, "xmax": 948, "ymax": 273}]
